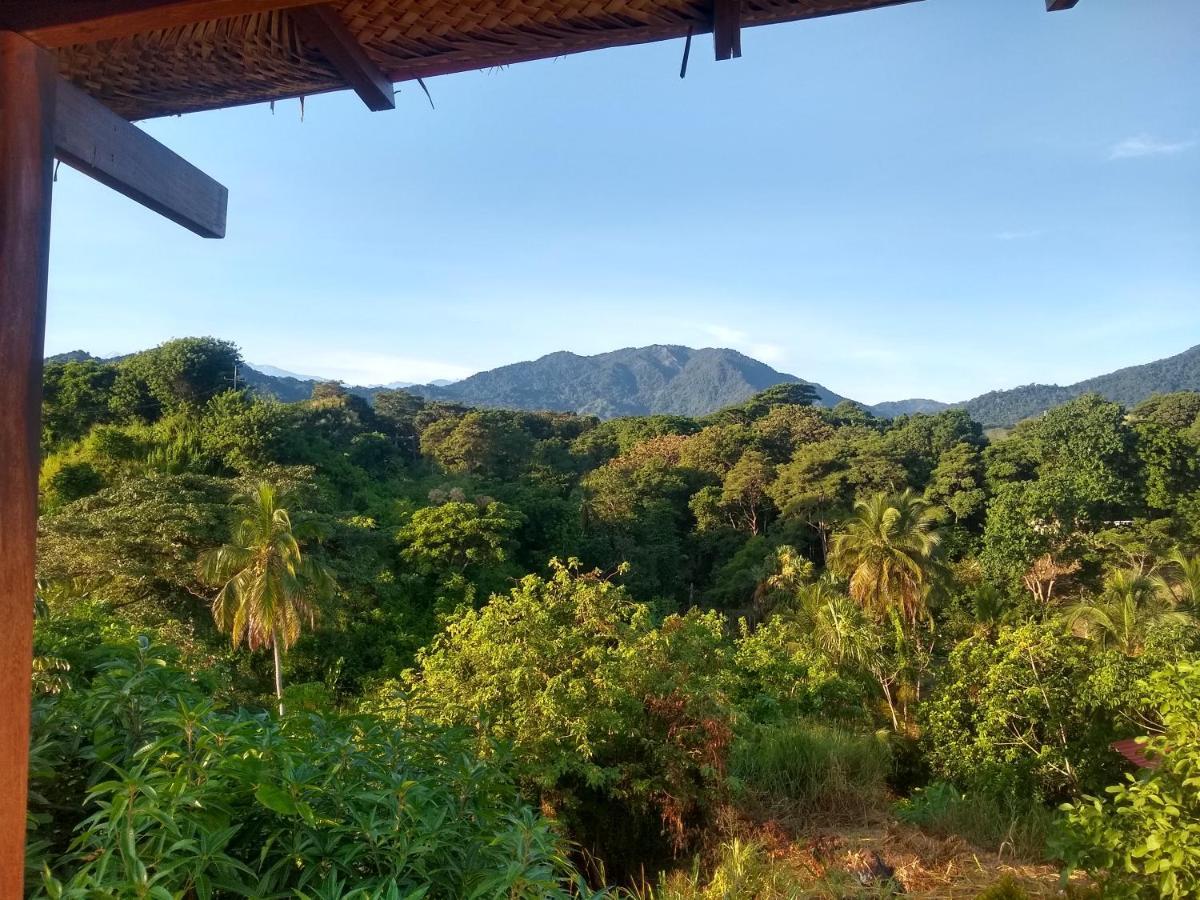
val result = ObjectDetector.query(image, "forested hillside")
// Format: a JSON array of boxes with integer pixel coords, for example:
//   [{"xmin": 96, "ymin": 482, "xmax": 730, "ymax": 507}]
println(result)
[
  {"xmin": 959, "ymin": 344, "xmax": 1200, "ymax": 428},
  {"xmin": 29, "ymin": 336, "xmax": 1200, "ymax": 897},
  {"xmin": 407, "ymin": 345, "xmax": 847, "ymax": 417},
  {"xmin": 55, "ymin": 341, "xmax": 1200, "ymax": 429}
]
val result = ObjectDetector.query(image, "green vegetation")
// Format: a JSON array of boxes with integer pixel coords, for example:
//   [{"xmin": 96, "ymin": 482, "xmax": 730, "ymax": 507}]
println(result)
[{"xmin": 27, "ymin": 336, "xmax": 1200, "ymax": 896}]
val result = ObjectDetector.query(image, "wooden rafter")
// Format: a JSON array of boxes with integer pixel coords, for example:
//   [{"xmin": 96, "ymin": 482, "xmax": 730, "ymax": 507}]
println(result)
[
  {"xmin": 1046, "ymin": 0, "xmax": 1080, "ymax": 10},
  {"xmin": 713, "ymin": 0, "xmax": 742, "ymax": 61},
  {"xmin": 54, "ymin": 77, "xmax": 228, "ymax": 237},
  {"xmin": 290, "ymin": 5, "xmax": 395, "ymax": 112},
  {"xmin": 0, "ymin": 0, "xmax": 325, "ymax": 50}
]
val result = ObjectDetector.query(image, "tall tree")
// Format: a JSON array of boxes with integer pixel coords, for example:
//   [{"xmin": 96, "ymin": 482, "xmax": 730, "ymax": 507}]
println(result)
[
  {"xmin": 202, "ymin": 484, "xmax": 335, "ymax": 713},
  {"xmin": 829, "ymin": 490, "xmax": 944, "ymax": 628}
]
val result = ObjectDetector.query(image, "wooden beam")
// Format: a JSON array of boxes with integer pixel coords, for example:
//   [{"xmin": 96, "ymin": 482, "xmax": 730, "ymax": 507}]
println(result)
[
  {"xmin": 713, "ymin": 0, "xmax": 742, "ymax": 61},
  {"xmin": 0, "ymin": 30, "xmax": 56, "ymax": 899},
  {"xmin": 0, "ymin": 0, "xmax": 325, "ymax": 50},
  {"xmin": 54, "ymin": 78, "xmax": 228, "ymax": 237},
  {"xmin": 290, "ymin": 5, "xmax": 394, "ymax": 112},
  {"xmin": 1046, "ymin": 0, "xmax": 1079, "ymax": 9}
]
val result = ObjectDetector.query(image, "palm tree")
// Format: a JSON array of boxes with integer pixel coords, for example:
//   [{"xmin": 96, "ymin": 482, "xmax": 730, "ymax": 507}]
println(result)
[
  {"xmin": 795, "ymin": 579, "xmax": 876, "ymax": 670},
  {"xmin": 202, "ymin": 483, "xmax": 335, "ymax": 713},
  {"xmin": 1065, "ymin": 569, "xmax": 1192, "ymax": 657},
  {"xmin": 829, "ymin": 490, "xmax": 944, "ymax": 629},
  {"xmin": 1156, "ymin": 549, "xmax": 1200, "ymax": 608}
]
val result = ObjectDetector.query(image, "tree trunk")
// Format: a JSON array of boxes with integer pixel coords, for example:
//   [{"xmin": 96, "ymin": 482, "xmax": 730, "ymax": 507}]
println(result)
[{"xmin": 272, "ymin": 632, "xmax": 285, "ymax": 716}]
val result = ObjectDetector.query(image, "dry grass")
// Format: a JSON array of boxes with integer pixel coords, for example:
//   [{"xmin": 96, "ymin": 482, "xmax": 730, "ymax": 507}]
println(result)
[
  {"xmin": 640, "ymin": 805, "xmax": 1092, "ymax": 899},
  {"xmin": 732, "ymin": 813, "xmax": 1086, "ymax": 898}
]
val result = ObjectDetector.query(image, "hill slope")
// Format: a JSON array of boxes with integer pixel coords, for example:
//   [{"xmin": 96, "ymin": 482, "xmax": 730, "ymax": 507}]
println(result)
[
  {"xmin": 958, "ymin": 344, "xmax": 1200, "ymax": 427},
  {"xmin": 409, "ymin": 346, "xmax": 848, "ymax": 418}
]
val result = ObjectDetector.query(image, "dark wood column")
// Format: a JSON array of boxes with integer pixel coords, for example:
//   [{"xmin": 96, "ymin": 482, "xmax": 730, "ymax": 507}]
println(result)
[{"xmin": 0, "ymin": 30, "xmax": 55, "ymax": 897}]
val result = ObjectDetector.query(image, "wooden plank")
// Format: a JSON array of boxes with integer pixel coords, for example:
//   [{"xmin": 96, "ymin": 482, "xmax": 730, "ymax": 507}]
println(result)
[
  {"xmin": 0, "ymin": 0, "xmax": 325, "ymax": 50},
  {"xmin": 0, "ymin": 30, "xmax": 56, "ymax": 899},
  {"xmin": 290, "ymin": 5, "xmax": 394, "ymax": 112},
  {"xmin": 713, "ymin": 0, "xmax": 742, "ymax": 61},
  {"xmin": 54, "ymin": 77, "xmax": 228, "ymax": 237},
  {"xmin": 1046, "ymin": 0, "xmax": 1079, "ymax": 9}
]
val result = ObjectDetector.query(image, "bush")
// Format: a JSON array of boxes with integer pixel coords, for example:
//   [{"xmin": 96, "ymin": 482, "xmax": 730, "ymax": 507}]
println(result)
[
  {"xmin": 28, "ymin": 638, "xmax": 588, "ymax": 898},
  {"xmin": 401, "ymin": 560, "xmax": 737, "ymax": 854},
  {"xmin": 921, "ymin": 624, "xmax": 1150, "ymax": 801},
  {"xmin": 730, "ymin": 721, "xmax": 891, "ymax": 816},
  {"xmin": 732, "ymin": 616, "xmax": 872, "ymax": 725},
  {"xmin": 1054, "ymin": 659, "xmax": 1200, "ymax": 898}
]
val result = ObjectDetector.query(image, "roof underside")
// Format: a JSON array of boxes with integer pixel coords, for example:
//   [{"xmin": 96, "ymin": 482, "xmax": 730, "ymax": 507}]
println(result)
[{"xmin": 48, "ymin": 0, "xmax": 915, "ymax": 120}]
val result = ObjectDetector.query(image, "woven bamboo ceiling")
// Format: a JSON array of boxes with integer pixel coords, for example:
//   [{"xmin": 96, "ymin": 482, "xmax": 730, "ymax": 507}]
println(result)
[{"xmin": 4, "ymin": 0, "xmax": 920, "ymax": 120}]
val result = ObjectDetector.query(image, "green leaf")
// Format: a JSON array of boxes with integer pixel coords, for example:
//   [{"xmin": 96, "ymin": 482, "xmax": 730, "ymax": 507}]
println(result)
[{"xmin": 254, "ymin": 783, "xmax": 298, "ymax": 816}]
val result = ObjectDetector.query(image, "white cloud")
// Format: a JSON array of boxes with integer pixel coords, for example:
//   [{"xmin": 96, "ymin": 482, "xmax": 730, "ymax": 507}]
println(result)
[
  {"xmin": 697, "ymin": 324, "xmax": 785, "ymax": 364},
  {"xmin": 994, "ymin": 228, "xmax": 1043, "ymax": 241},
  {"xmin": 280, "ymin": 349, "xmax": 474, "ymax": 386},
  {"xmin": 1109, "ymin": 134, "xmax": 1197, "ymax": 160}
]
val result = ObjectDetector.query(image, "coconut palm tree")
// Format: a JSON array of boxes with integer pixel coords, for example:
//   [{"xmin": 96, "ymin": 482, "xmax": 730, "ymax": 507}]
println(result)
[
  {"xmin": 1156, "ymin": 549, "xmax": 1200, "ymax": 608},
  {"xmin": 1065, "ymin": 569, "xmax": 1192, "ymax": 657},
  {"xmin": 202, "ymin": 483, "xmax": 335, "ymax": 713},
  {"xmin": 829, "ymin": 490, "xmax": 944, "ymax": 629}
]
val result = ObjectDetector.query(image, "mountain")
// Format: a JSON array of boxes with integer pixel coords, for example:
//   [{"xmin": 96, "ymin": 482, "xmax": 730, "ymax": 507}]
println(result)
[
  {"xmin": 409, "ymin": 346, "xmax": 849, "ymax": 418},
  {"xmin": 44, "ymin": 340, "xmax": 1200, "ymax": 427},
  {"xmin": 248, "ymin": 363, "xmax": 321, "ymax": 381},
  {"xmin": 869, "ymin": 398, "xmax": 951, "ymax": 418},
  {"xmin": 957, "ymin": 344, "xmax": 1200, "ymax": 428}
]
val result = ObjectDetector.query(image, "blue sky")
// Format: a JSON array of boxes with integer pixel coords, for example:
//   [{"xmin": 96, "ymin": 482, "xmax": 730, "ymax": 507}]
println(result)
[{"xmin": 45, "ymin": 0, "xmax": 1199, "ymax": 404}]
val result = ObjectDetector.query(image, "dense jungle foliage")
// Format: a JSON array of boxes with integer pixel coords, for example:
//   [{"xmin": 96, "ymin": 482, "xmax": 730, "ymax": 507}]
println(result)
[{"xmin": 28, "ymin": 337, "xmax": 1200, "ymax": 897}]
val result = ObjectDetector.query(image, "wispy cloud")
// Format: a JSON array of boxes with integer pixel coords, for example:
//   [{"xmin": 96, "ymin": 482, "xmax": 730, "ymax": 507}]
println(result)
[
  {"xmin": 699, "ymin": 324, "xmax": 785, "ymax": 364},
  {"xmin": 994, "ymin": 228, "xmax": 1043, "ymax": 241},
  {"xmin": 286, "ymin": 349, "xmax": 475, "ymax": 386},
  {"xmin": 1109, "ymin": 134, "xmax": 1197, "ymax": 160}
]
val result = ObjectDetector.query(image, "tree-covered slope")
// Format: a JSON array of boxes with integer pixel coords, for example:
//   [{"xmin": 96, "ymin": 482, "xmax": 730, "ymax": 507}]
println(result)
[
  {"xmin": 408, "ymin": 345, "xmax": 848, "ymax": 418},
  {"xmin": 869, "ymin": 398, "xmax": 951, "ymax": 417},
  {"xmin": 959, "ymin": 344, "xmax": 1200, "ymax": 428}
]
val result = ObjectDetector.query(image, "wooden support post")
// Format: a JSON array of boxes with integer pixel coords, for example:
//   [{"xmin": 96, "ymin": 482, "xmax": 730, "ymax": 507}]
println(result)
[
  {"xmin": 0, "ymin": 30, "xmax": 55, "ymax": 899},
  {"xmin": 713, "ymin": 0, "xmax": 742, "ymax": 61}
]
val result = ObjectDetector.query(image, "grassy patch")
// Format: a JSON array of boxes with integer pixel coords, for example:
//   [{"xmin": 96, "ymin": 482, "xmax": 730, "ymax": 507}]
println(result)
[
  {"xmin": 730, "ymin": 721, "xmax": 893, "ymax": 817},
  {"xmin": 894, "ymin": 782, "xmax": 1057, "ymax": 861}
]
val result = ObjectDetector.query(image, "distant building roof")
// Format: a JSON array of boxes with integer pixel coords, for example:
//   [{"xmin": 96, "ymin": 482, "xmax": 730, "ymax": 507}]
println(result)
[{"xmin": 1112, "ymin": 737, "xmax": 1161, "ymax": 770}]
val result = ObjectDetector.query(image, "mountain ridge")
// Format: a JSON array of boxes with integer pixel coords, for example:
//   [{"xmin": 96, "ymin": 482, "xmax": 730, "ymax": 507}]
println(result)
[
  {"xmin": 45, "ymin": 342, "xmax": 1200, "ymax": 426},
  {"xmin": 405, "ymin": 345, "xmax": 849, "ymax": 418}
]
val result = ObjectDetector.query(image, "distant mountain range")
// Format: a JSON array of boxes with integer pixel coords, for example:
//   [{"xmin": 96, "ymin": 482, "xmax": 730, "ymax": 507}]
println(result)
[
  {"xmin": 406, "ymin": 346, "xmax": 849, "ymax": 418},
  {"xmin": 46, "ymin": 342, "xmax": 1200, "ymax": 428}
]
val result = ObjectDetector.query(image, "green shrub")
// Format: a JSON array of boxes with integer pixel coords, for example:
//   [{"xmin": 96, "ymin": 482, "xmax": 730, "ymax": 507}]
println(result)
[
  {"xmin": 1054, "ymin": 659, "xmax": 1200, "ymax": 898},
  {"xmin": 894, "ymin": 782, "xmax": 1056, "ymax": 860},
  {"xmin": 28, "ymin": 638, "xmax": 589, "ymax": 898},
  {"xmin": 732, "ymin": 615, "xmax": 872, "ymax": 725},
  {"xmin": 730, "ymin": 721, "xmax": 891, "ymax": 815},
  {"xmin": 920, "ymin": 624, "xmax": 1159, "ymax": 801},
  {"xmin": 401, "ymin": 560, "xmax": 737, "ymax": 852}
]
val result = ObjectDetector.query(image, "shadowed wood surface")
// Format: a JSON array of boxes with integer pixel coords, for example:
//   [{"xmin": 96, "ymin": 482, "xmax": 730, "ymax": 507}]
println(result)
[
  {"xmin": 0, "ymin": 0, "xmax": 327, "ymax": 49},
  {"xmin": 0, "ymin": 31, "xmax": 56, "ymax": 899},
  {"xmin": 291, "ymin": 4, "xmax": 394, "ymax": 111},
  {"xmin": 54, "ymin": 77, "xmax": 229, "ymax": 237},
  {"xmin": 40, "ymin": 0, "xmax": 922, "ymax": 119}
]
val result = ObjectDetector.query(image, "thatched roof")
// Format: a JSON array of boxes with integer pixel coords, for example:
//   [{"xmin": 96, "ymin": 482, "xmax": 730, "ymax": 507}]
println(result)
[{"xmin": 28, "ymin": 0, "xmax": 917, "ymax": 120}]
